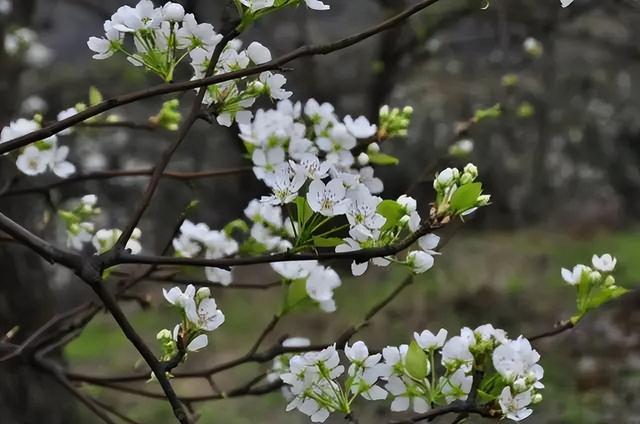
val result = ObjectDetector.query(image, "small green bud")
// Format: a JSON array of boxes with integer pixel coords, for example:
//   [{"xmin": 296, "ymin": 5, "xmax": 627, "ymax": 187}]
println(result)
[
  {"xmin": 196, "ymin": 287, "xmax": 211, "ymax": 302},
  {"xmin": 603, "ymin": 275, "xmax": 616, "ymax": 287}
]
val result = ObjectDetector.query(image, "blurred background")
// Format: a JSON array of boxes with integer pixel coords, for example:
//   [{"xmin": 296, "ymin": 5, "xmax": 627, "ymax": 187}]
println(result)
[{"xmin": 1, "ymin": 0, "xmax": 639, "ymax": 423}]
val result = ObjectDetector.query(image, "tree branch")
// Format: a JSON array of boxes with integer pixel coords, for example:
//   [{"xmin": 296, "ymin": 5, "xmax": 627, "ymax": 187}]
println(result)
[{"xmin": 0, "ymin": 0, "xmax": 444, "ymax": 156}]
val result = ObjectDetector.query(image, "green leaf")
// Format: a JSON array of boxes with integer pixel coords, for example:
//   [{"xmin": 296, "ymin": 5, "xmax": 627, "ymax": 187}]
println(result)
[
  {"xmin": 296, "ymin": 196, "xmax": 313, "ymax": 227},
  {"xmin": 405, "ymin": 340, "xmax": 429, "ymax": 380},
  {"xmin": 223, "ymin": 219, "xmax": 249, "ymax": 237},
  {"xmin": 89, "ymin": 86, "xmax": 103, "ymax": 106},
  {"xmin": 312, "ymin": 236, "xmax": 344, "ymax": 248},
  {"xmin": 368, "ymin": 152, "xmax": 400, "ymax": 166},
  {"xmin": 473, "ymin": 103, "xmax": 501, "ymax": 122},
  {"xmin": 584, "ymin": 286, "xmax": 629, "ymax": 312},
  {"xmin": 449, "ymin": 182, "xmax": 482, "ymax": 214},
  {"xmin": 284, "ymin": 278, "xmax": 309, "ymax": 312},
  {"xmin": 377, "ymin": 200, "xmax": 405, "ymax": 231}
]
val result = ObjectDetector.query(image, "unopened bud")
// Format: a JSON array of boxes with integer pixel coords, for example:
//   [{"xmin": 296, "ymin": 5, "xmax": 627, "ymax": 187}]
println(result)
[
  {"xmin": 357, "ymin": 152, "xmax": 369, "ymax": 166},
  {"xmin": 603, "ymin": 275, "xmax": 616, "ymax": 287},
  {"xmin": 196, "ymin": 287, "xmax": 211, "ymax": 302},
  {"xmin": 367, "ymin": 142, "xmax": 380, "ymax": 153},
  {"xmin": 156, "ymin": 329, "xmax": 172, "ymax": 341}
]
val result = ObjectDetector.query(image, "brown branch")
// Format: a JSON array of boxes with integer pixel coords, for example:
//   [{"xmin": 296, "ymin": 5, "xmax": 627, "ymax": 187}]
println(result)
[
  {"xmin": 389, "ymin": 401, "xmax": 495, "ymax": 424},
  {"xmin": 0, "ymin": 167, "xmax": 251, "ymax": 198},
  {"xmin": 88, "ymin": 279, "xmax": 192, "ymax": 424},
  {"xmin": 0, "ymin": 0, "xmax": 444, "ymax": 156},
  {"xmin": 0, "ymin": 211, "xmax": 80, "ymax": 267},
  {"xmin": 107, "ymin": 220, "xmax": 444, "ymax": 269},
  {"xmin": 112, "ymin": 28, "xmax": 240, "ymax": 252},
  {"xmin": 528, "ymin": 320, "xmax": 574, "ymax": 342}
]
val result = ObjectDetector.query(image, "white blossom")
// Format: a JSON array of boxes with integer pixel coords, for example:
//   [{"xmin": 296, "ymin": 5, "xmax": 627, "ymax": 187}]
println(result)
[
  {"xmin": 591, "ymin": 253, "xmax": 616, "ymax": 272},
  {"xmin": 343, "ymin": 115, "xmax": 376, "ymax": 139},
  {"xmin": 307, "ymin": 178, "xmax": 351, "ymax": 217},
  {"xmin": 499, "ymin": 387, "xmax": 533, "ymax": 421},
  {"xmin": 413, "ymin": 329, "xmax": 447, "ymax": 351},
  {"xmin": 560, "ymin": 264, "xmax": 589, "ymax": 285}
]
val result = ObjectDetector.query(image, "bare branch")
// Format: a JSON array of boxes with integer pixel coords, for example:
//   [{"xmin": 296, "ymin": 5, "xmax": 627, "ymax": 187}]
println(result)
[{"xmin": 0, "ymin": 0, "xmax": 444, "ymax": 156}]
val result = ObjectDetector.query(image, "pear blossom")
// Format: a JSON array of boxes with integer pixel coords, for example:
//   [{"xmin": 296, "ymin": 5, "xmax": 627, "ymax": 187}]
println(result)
[
  {"xmin": 185, "ymin": 297, "xmax": 225, "ymax": 331},
  {"xmin": 252, "ymin": 147, "xmax": 286, "ymax": 181},
  {"xmin": 92, "ymin": 227, "xmax": 142, "ymax": 254},
  {"xmin": 385, "ymin": 376, "xmax": 429, "ymax": 413},
  {"xmin": 307, "ymin": 178, "xmax": 351, "ymax": 217},
  {"xmin": 441, "ymin": 335, "xmax": 473, "ymax": 371},
  {"xmin": 343, "ymin": 115, "xmax": 377, "ymax": 139},
  {"xmin": 499, "ymin": 387, "xmax": 533, "ymax": 421},
  {"xmin": 560, "ymin": 264, "xmax": 589, "ymax": 285},
  {"xmin": 271, "ymin": 260, "xmax": 318, "ymax": 280},
  {"xmin": 492, "ymin": 337, "xmax": 543, "ymax": 387},
  {"xmin": 262, "ymin": 166, "xmax": 307, "ymax": 205},
  {"xmin": 247, "ymin": 41, "xmax": 272, "ymax": 64},
  {"xmin": 244, "ymin": 199, "xmax": 283, "ymax": 228},
  {"xmin": 15, "ymin": 146, "xmax": 50, "ymax": 175},
  {"xmin": 345, "ymin": 190, "xmax": 385, "ymax": 231},
  {"xmin": 359, "ymin": 166, "xmax": 383, "ymax": 193},
  {"xmin": 111, "ymin": 1, "xmax": 162, "ymax": 33},
  {"xmin": 161, "ymin": 2, "xmax": 185, "ymax": 22},
  {"xmin": 591, "ymin": 253, "xmax": 616, "ymax": 272},
  {"xmin": 305, "ymin": 0, "xmax": 330, "ymax": 10},
  {"xmin": 239, "ymin": 0, "xmax": 275, "ymax": 12},
  {"xmin": 418, "ymin": 233, "xmax": 440, "ymax": 255},
  {"xmin": 163, "ymin": 284, "xmax": 196, "ymax": 309},
  {"xmin": 414, "ymin": 329, "xmax": 448, "ymax": 351},
  {"xmin": 306, "ymin": 266, "xmax": 341, "ymax": 308},
  {"xmin": 259, "ymin": 71, "xmax": 292, "ymax": 100},
  {"xmin": 290, "ymin": 154, "xmax": 331, "ymax": 180},
  {"xmin": 177, "ymin": 14, "xmax": 221, "ymax": 49},
  {"xmin": 316, "ymin": 124, "xmax": 356, "ymax": 168},
  {"xmin": 441, "ymin": 368, "xmax": 472, "ymax": 403},
  {"xmin": 50, "ymin": 145, "xmax": 76, "ymax": 178},
  {"xmin": 406, "ymin": 250, "xmax": 435, "ymax": 274}
]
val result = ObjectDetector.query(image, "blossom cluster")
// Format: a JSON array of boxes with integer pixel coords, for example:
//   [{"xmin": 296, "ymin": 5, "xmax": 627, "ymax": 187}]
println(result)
[
  {"xmin": 433, "ymin": 163, "xmax": 490, "ymax": 218},
  {"xmin": 1, "ymin": 117, "xmax": 75, "ymax": 178},
  {"xmin": 560, "ymin": 253, "xmax": 627, "ymax": 322},
  {"xmin": 280, "ymin": 341, "xmax": 387, "ymax": 422},
  {"xmin": 158, "ymin": 285, "xmax": 225, "ymax": 359},
  {"xmin": 58, "ymin": 194, "xmax": 143, "ymax": 254},
  {"xmin": 271, "ymin": 260, "xmax": 341, "ymax": 313},
  {"xmin": 3, "ymin": 26, "xmax": 52, "ymax": 68},
  {"xmin": 86, "ymin": 0, "xmax": 323, "ymax": 126},
  {"xmin": 172, "ymin": 219, "xmax": 239, "ymax": 285},
  {"xmin": 278, "ymin": 325, "xmax": 544, "ymax": 422}
]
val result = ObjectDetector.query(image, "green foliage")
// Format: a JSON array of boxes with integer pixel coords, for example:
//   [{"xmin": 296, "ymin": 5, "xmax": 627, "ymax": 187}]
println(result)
[
  {"xmin": 377, "ymin": 200, "xmax": 405, "ymax": 231},
  {"xmin": 368, "ymin": 151, "xmax": 400, "ymax": 166},
  {"xmin": 449, "ymin": 182, "xmax": 483, "ymax": 215},
  {"xmin": 406, "ymin": 340, "xmax": 429, "ymax": 379}
]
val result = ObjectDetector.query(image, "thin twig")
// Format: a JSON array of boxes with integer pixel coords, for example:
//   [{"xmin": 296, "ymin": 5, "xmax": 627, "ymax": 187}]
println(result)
[{"xmin": 0, "ymin": 0, "xmax": 444, "ymax": 155}]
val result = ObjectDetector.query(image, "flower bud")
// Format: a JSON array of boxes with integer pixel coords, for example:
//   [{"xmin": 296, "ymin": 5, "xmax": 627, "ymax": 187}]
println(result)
[
  {"xmin": 131, "ymin": 227, "xmax": 142, "ymax": 239},
  {"xmin": 463, "ymin": 163, "xmax": 478, "ymax": 178},
  {"xmin": 379, "ymin": 105, "xmax": 389, "ymax": 118},
  {"xmin": 532, "ymin": 393, "xmax": 543, "ymax": 404},
  {"xmin": 196, "ymin": 287, "xmax": 211, "ymax": 302},
  {"xmin": 476, "ymin": 194, "xmax": 491, "ymax": 206},
  {"xmin": 435, "ymin": 168, "xmax": 456, "ymax": 188},
  {"xmin": 459, "ymin": 172, "xmax": 473, "ymax": 185},
  {"xmin": 81, "ymin": 194, "xmax": 98, "ymax": 207},
  {"xmin": 367, "ymin": 142, "xmax": 380, "ymax": 153},
  {"xmin": 603, "ymin": 275, "xmax": 616, "ymax": 287},
  {"xmin": 513, "ymin": 378, "xmax": 527, "ymax": 392},
  {"xmin": 357, "ymin": 152, "xmax": 369, "ymax": 166},
  {"xmin": 162, "ymin": 2, "xmax": 185, "ymax": 22},
  {"xmin": 589, "ymin": 270, "xmax": 602, "ymax": 283},
  {"xmin": 402, "ymin": 105, "xmax": 414, "ymax": 115},
  {"xmin": 156, "ymin": 328, "xmax": 172, "ymax": 341}
]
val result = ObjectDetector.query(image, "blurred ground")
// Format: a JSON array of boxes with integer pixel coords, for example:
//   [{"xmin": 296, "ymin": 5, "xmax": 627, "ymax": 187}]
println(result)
[{"xmin": 66, "ymin": 229, "xmax": 640, "ymax": 423}]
